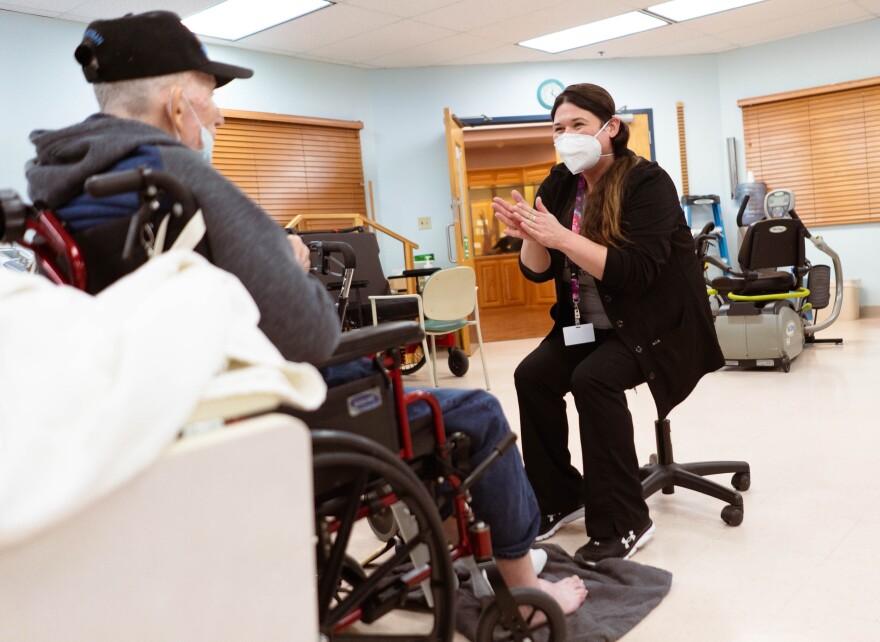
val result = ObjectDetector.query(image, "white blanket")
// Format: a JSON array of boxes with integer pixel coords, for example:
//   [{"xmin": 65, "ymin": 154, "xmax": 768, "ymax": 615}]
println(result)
[{"xmin": 0, "ymin": 251, "xmax": 326, "ymax": 549}]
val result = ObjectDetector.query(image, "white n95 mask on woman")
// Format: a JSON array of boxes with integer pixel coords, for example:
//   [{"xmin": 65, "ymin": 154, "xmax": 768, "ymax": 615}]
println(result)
[{"xmin": 554, "ymin": 120, "xmax": 612, "ymax": 174}]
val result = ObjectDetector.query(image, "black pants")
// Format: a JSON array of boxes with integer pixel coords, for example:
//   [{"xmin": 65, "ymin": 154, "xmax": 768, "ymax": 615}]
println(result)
[{"xmin": 514, "ymin": 329, "xmax": 649, "ymax": 540}]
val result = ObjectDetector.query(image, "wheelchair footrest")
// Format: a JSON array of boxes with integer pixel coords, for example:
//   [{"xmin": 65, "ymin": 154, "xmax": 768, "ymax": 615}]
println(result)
[{"xmin": 361, "ymin": 571, "xmax": 429, "ymax": 623}]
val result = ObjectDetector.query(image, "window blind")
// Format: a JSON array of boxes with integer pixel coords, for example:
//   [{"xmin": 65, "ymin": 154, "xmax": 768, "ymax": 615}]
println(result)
[
  {"xmin": 739, "ymin": 77, "xmax": 880, "ymax": 227},
  {"xmin": 212, "ymin": 110, "xmax": 367, "ymax": 227}
]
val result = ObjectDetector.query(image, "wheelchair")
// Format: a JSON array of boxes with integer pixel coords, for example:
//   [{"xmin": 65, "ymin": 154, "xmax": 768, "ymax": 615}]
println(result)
[
  {"xmin": 2, "ymin": 170, "xmax": 567, "ymax": 642},
  {"xmin": 298, "ymin": 226, "xmax": 473, "ymax": 379}
]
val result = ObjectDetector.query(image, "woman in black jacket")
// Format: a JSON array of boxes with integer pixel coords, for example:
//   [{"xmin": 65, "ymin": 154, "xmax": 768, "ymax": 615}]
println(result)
[{"xmin": 492, "ymin": 83, "xmax": 723, "ymax": 565}]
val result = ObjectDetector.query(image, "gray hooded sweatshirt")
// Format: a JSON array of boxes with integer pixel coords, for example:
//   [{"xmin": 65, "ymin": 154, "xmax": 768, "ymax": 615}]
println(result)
[{"xmin": 27, "ymin": 113, "xmax": 340, "ymax": 365}]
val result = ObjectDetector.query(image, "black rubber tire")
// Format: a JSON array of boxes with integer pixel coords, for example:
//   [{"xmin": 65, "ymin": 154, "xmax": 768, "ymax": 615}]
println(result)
[
  {"xmin": 721, "ymin": 504, "xmax": 744, "ymax": 526},
  {"xmin": 312, "ymin": 431, "xmax": 455, "ymax": 641},
  {"xmin": 731, "ymin": 472, "xmax": 751, "ymax": 492},
  {"xmin": 475, "ymin": 587, "xmax": 566, "ymax": 642},
  {"xmin": 448, "ymin": 347, "xmax": 469, "ymax": 377},
  {"xmin": 782, "ymin": 356, "xmax": 791, "ymax": 373}
]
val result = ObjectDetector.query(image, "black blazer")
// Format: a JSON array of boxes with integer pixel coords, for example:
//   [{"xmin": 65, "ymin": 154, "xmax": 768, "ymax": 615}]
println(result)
[{"xmin": 520, "ymin": 157, "xmax": 724, "ymax": 419}]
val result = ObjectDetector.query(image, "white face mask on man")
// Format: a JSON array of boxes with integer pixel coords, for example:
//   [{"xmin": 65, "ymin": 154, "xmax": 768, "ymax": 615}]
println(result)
[
  {"xmin": 169, "ymin": 92, "xmax": 215, "ymax": 164},
  {"xmin": 196, "ymin": 121, "xmax": 214, "ymax": 164},
  {"xmin": 554, "ymin": 119, "xmax": 613, "ymax": 174}
]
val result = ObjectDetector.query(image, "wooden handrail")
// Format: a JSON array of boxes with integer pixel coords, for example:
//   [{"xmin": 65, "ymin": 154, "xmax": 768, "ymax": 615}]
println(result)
[{"xmin": 285, "ymin": 213, "xmax": 422, "ymax": 292}]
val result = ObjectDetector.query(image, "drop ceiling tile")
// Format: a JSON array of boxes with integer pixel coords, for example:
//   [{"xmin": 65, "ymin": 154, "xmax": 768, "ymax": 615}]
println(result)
[
  {"xmin": 718, "ymin": 2, "xmax": 873, "ymax": 46},
  {"xmin": 365, "ymin": 31, "xmax": 501, "ymax": 67},
  {"xmin": 0, "ymin": 0, "xmax": 79, "ymax": 15},
  {"xmin": 626, "ymin": 35, "xmax": 738, "ymax": 58},
  {"xmin": 2, "ymin": 0, "xmax": 878, "ymax": 67},
  {"xmin": 855, "ymin": 0, "xmax": 880, "ymax": 13},
  {"xmin": 308, "ymin": 18, "xmax": 455, "ymax": 63},
  {"xmin": 241, "ymin": 3, "xmax": 397, "ymax": 52},
  {"xmin": 681, "ymin": 0, "xmax": 856, "ymax": 34},
  {"xmin": 415, "ymin": 0, "xmax": 566, "ymax": 31},
  {"xmin": 339, "ymin": 0, "xmax": 462, "ymax": 19},
  {"xmin": 446, "ymin": 43, "xmax": 557, "ymax": 65},
  {"xmin": 603, "ymin": 22, "xmax": 704, "ymax": 50},
  {"xmin": 58, "ymin": 0, "xmax": 217, "ymax": 21},
  {"xmin": 467, "ymin": 0, "xmax": 634, "ymax": 43}
]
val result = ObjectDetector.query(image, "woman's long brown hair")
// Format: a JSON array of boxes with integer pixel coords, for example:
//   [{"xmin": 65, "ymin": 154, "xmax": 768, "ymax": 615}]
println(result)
[{"xmin": 551, "ymin": 83, "xmax": 640, "ymax": 247}]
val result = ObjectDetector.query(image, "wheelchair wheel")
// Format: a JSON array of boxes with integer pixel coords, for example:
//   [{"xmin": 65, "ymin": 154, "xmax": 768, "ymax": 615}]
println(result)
[
  {"xmin": 475, "ymin": 587, "xmax": 566, "ymax": 642},
  {"xmin": 401, "ymin": 343, "xmax": 427, "ymax": 375},
  {"xmin": 312, "ymin": 431, "xmax": 455, "ymax": 641},
  {"xmin": 448, "ymin": 347, "xmax": 469, "ymax": 377}
]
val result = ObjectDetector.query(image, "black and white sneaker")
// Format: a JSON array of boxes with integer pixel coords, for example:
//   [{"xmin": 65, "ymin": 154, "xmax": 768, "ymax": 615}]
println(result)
[
  {"xmin": 535, "ymin": 506, "xmax": 585, "ymax": 542},
  {"xmin": 573, "ymin": 519, "xmax": 655, "ymax": 566}
]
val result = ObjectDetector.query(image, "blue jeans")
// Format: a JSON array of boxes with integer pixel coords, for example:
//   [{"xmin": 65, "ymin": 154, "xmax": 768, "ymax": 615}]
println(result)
[{"xmin": 324, "ymin": 360, "xmax": 539, "ymax": 559}]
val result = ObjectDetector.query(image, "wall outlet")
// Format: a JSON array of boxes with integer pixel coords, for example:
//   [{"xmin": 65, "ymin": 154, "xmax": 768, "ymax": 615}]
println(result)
[{"xmin": 418, "ymin": 216, "xmax": 432, "ymax": 230}]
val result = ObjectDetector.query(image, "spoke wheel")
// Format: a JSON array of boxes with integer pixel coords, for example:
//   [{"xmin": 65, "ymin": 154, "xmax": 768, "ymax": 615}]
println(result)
[
  {"xmin": 313, "ymin": 431, "xmax": 455, "ymax": 641},
  {"xmin": 400, "ymin": 343, "xmax": 427, "ymax": 375}
]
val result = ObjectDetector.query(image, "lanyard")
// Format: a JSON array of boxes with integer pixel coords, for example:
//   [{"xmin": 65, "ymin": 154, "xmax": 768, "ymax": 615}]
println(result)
[{"xmin": 568, "ymin": 175, "xmax": 587, "ymax": 326}]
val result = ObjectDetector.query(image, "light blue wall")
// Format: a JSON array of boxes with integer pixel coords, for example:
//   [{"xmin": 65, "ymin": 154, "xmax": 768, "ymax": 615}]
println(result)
[
  {"xmin": 1, "ymin": 12, "xmax": 98, "ymax": 197},
  {"xmin": 2, "ymin": 9, "xmax": 878, "ymax": 304},
  {"xmin": 0, "ymin": 11, "xmax": 375, "ymax": 198}
]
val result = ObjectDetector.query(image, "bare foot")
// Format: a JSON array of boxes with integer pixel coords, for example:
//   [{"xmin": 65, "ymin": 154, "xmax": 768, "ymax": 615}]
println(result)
[
  {"xmin": 538, "ymin": 576, "xmax": 588, "ymax": 615},
  {"xmin": 495, "ymin": 555, "xmax": 587, "ymax": 619}
]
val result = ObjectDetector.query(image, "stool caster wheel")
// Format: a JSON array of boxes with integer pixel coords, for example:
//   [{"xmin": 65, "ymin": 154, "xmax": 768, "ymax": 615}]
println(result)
[
  {"xmin": 731, "ymin": 472, "xmax": 751, "ymax": 492},
  {"xmin": 721, "ymin": 504, "xmax": 744, "ymax": 526},
  {"xmin": 476, "ymin": 587, "xmax": 565, "ymax": 642},
  {"xmin": 648, "ymin": 453, "xmax": 658, "ymax": 465}
]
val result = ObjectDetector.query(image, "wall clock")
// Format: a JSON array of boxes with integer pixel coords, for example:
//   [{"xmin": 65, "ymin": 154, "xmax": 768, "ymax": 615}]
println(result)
[{"xmin": 537, "ymin": 78, "xmax": 564, "ymax": 110}]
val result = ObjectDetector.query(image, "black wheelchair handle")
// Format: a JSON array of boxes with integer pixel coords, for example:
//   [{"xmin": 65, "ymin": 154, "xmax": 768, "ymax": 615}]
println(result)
[
  {"xmin": 697, "ymin": 221, "xmax": 715, "ymax": 236},
  {"xmin": 310, "ymin": 240, "xmax": 357, "ymax": 269},
  {"xmin": 0, "ymin": 189, "xmax": 30, "ymax": 242},
  {"xmin": 735, "ymin": 194, "xmax": 750, "ymax": 228},
  {"xmin": 85, "ymin": 167, "xmax": 198, "ymax": 216}
]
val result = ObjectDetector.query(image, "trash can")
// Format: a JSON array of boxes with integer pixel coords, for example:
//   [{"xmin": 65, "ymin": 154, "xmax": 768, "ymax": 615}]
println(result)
[{"xmin": 816, "ymin": 278, "xmax": 860, "ymax": 323}]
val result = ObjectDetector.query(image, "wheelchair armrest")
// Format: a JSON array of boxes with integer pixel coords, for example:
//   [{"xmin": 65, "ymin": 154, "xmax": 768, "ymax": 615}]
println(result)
[{"xmin": 321, "ymin": 321, "xmax": 425, "ymax": 367}]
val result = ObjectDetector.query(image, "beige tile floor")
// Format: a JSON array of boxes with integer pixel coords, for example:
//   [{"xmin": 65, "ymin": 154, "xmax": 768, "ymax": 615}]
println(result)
[{"xmin": 391, "ymin": 317, "xmax": 880, "ymax": 641}]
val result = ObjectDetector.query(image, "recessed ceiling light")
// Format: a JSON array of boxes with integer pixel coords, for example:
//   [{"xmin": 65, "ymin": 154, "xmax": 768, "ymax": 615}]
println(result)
[
  {"xmin": 646, "ymin": 0, "xmax": 767, "ymax": 23},
  {"xmin": 183, "ymin": 0, "xmax": 332, "ymax": 41},
  {"xmin": 519, "ymin": 11, "xmax": 667, "ymax": 54}
]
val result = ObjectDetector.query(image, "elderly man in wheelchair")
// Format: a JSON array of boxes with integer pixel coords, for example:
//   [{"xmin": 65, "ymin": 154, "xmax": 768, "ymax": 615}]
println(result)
[{"xmin": 6, "ymin": 10, "xmax": 588, "ymax": 640}]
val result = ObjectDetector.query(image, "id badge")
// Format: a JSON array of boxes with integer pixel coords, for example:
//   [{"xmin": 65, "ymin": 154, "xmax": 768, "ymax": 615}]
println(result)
[{"xmin": 563, "ymin": 323, "xmax": 595, "ymax": 346}]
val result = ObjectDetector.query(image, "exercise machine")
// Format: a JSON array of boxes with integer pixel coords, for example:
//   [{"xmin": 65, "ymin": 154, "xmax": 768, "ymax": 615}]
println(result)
[{"xmin": 707, "ymin": 189, "xmax": 844, "ymax": 372}]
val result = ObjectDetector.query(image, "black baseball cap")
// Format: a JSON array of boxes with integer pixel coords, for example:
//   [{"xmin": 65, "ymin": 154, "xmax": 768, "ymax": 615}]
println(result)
[{"xmin": 74, "ymin": 11, "xmax": 253, "ymax": 88}]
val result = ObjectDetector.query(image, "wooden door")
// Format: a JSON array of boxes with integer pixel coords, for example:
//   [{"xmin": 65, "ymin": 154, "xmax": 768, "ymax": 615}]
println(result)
[
  {"xmin": 444, "ymin": 108, "xmax": 475, "ymax": 271},
  {"xmin": 623, "ymin": 111, "xmax": 654, "ymax": 161},
  {"xmin": 444, "ymin": 108, "xmax": 474, "ymax": 353}
]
